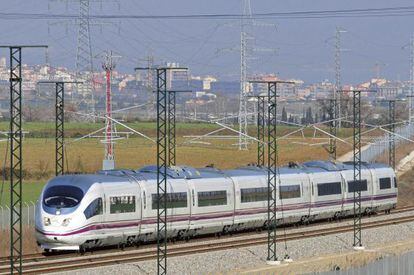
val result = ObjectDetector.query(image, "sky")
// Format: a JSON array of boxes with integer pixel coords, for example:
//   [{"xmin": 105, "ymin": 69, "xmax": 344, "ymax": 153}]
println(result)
[{"xmin": 0, "ymin": 0, "xmax": 414, "ymax": 84}]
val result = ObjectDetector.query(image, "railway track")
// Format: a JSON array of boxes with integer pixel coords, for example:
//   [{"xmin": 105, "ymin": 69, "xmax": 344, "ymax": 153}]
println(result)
[{"xmin": 1, "ymin": 206, "xmax": 414, "ymax": 274}]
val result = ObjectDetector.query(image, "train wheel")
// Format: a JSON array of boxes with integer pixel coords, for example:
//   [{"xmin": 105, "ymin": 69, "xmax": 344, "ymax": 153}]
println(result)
[{"xmin": 79, "ymin": 245, "xmax": 86, "ymax": 255}]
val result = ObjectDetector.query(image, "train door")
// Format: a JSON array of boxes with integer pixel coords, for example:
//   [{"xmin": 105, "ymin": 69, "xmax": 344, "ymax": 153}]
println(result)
[
  {"xmin": 307, "ymin": 174, "xmax": 315, "ymax": 217},
  {"xmin": 301, "ymin": 176, "xmax": 312, "ymax": 217},
  {"xmin": 125, "ymin": 175, "xmax": 143, "ymax": 240},
  {"xmin": 90, "ymin": 183, "xmax": 105, "ymax": 239},
  {"xmin": 187, "ymin": 179, "xmax": 198, "ymax": 234},
  {"xmin": 367, "ymin": 168, "xmax": 375, "ymax": 210},
  {"xmin": 188, "ymin": 180, "xmax": 196, "ymax": 232},
  {"xmin": 133, "ymin": 179, "xmax": 143, "ymax": 239},
  {"xmin": 228, "ymin": 175, "xmax": 237, "ymax": 227},
  {"xmin": 167, "ymin": 179, "xmax": 191, "ymax": 238},
  {"xmin": 100, "ymin": 184, "xmax": 112, "ymax": 240},
  {"xmin": 339, "ymin": 173, "xmax": 346, "ymax": 214}
]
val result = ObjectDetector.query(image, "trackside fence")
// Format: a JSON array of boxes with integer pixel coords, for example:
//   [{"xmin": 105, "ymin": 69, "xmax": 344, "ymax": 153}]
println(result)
[
  {"xmin": 361, "ymin": 123, "xmax": 414, "ymax": 162},
  {"xmin": 0, "ymin": 201, "xmax": 36, "ymax": 229}
]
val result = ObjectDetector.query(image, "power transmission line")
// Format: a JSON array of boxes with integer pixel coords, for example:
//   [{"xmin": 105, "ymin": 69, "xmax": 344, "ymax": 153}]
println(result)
[{"xmin": 3, "ymin": 6, "xmax": 414, "ymax": 20}]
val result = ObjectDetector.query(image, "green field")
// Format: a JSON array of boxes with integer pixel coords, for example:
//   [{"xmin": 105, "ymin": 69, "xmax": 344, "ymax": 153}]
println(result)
[
  {"xmin": 0, "ymin": 181, "xmax": 46, "ymax": 206},
  {"xmin": 0, "ymin": 121, "xmax": 221, "ymax": 138},
  {"xmin": 0, "ymin": 121, "xmax": 357, "ymax": 206},
  {"xmin": 0, "ymin": 121, "xmax": 355, "ymax": 138}
]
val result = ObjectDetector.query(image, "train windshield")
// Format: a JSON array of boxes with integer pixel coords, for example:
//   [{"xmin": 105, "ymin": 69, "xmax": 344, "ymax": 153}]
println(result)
[{"xmin": 43, "ymin": 185, "xmax": 84, "ymax": 208}]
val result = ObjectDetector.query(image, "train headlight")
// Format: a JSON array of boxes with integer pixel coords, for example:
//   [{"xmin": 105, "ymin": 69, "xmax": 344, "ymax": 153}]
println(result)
[
  {"xmin": 43, "ymin": 217, "xmax": 51, "ymax": 226},
  {"xmin": 62, "ymin": 218, "xmax": 71, "ymax": 227}
]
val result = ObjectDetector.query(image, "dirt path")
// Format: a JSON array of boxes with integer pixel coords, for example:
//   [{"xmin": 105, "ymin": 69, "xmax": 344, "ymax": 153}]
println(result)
[
  {"xmin": 396, "ymin": 149, "xmax": 414, "ymax": 177},
  {"xmin": 236, "ymin": 236, "xmax": 414, "ymax": 274},
  {"xmin": 337, "ymin": 144, "xmax": 371, "ymax": 162}
]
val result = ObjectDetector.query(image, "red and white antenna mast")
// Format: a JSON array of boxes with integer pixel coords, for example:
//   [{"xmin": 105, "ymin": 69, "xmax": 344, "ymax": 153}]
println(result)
[{"xmin": 102, "ymin": 50, "xmax": 120, "ymax": 170}]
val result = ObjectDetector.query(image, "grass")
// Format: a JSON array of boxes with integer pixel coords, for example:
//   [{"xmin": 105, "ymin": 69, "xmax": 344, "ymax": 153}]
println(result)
[
  {"xmin": 0, "ymin": 119, "xmax": 402, "ymax": 207},
  {"xmin": 0, "ymin": 121, "xmax": 356, "ymax": 138},
  {"xmin": 0, "ymin": 181, "xmax": 45, "ymax": 206},
  {"xmin": 0, "ymin": 137, "xmax": 350, "ymax": 172},
  {"xmin": 0, "ymin": 135, "xmax": 350, "ymax": 206},
  {"xmin": 0, "ymin": 121, "xmax": 222, "ymax": 138}
]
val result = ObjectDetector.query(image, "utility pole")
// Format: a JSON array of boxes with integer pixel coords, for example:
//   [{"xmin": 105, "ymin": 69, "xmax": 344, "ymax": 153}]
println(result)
[
  {"xmin": 339, "ymin": 89, "xmax": 373, "ymax": 250},
  {"xmin": 388, "ymin": 100, "xmax": 396, "ymax": 169},
  {"xmin": 352, "ymin": 90, "xmax": 363, "ymax": 249},
  {"xmin": 250, "ymin": 80, "xmax": 294, "ymax": 265},
  {"xmin": 267, "ymin": 81, "xmax": 279, "ymax": 264},
  {"xmin": 256, "ymin": 95, "xmax": 266, "ymax": 167},
  {"xmin": 49, "ymin": 0, "xmax": 120, "ymax": 116},
  {"xmin": 76, "ymin": 0, "xmax": 95, "ymax": 116},
  {"xmin": 380, "ymin": 99, "xmax": 401, "ymax": 170},
  {"xmin": 247, "ymin": 94, "xmax": 267, "ymax": 166},
  {"xmin": 38, "ymin": 81, "xmax": 82, "ymax": 176},
  {"xmin": 335, "ymin": 27, "xmax": 346, "ymax": 128},
  {"xmin": 238, "ymin": 0, "xmax": 252, "ymax": 150},
  {"xmin": 0, "ymin": 44, "xmax": 48, "ymax": 275},
  {"xmin": 135, "ymin": 65, "xmax": 190, "ymax": 275},
  {"xmin": 233, "ymin": 0, "xmax": 277, "ymax": 150},
  {"xmin": 328, "ymin": 98, "xmax": 338, "ymax": 161},
  {"xmin": 167, "ymin": 89, "xmax": 191, "ymax": 166},
  {"xmin": 409, "ymin": 34, "xmax": 414, "ymax": 123},
  {"xmin": 102, "ymin": 50, "xmax": 120, "ymax": 170}
]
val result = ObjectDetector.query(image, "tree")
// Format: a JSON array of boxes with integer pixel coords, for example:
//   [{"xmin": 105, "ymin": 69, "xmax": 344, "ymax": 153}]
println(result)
[
  {"xmin": 306, "ymin": 107, "xmax": 314, "ymax": 124},
  {"xmin": 282, "ymin": 106, "xmax": 288, "ymax": 122}
]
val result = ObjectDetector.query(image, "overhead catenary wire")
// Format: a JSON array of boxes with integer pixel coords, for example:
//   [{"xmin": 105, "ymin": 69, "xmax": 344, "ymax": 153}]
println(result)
[{"xmin": 3, "ymin": 6, "xmax": 414, "ymax": 20}]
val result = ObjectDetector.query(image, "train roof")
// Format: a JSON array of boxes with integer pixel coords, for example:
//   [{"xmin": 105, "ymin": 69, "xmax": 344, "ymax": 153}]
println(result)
[
  {"xmin": 101, "ymin": 161, "xmax": 391, "ymax": 179},
  {"xmin": 45, "ymin": 161, "xmax": 393, "ymax": 190}
]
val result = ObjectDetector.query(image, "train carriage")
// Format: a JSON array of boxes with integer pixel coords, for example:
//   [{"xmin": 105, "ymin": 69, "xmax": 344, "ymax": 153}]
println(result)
[
  {"xmin": 277, "ymin": 168, "xmax": 312, "ymax": 224},
  {"xmin": 340, "ymin": 164, "xmax": 374, "ymax": 216},
  {"xmin": 189, "ymin": 167, "xmax": 235, "ymax": 235},
  {"xmin": 229, "ymin": 166, "xmax": 268, "ymax": 230},
  {"xmin": 369, "ymin": 164, "xmax": 398, "ymax": 212},
  {"xmin": 35, "ymin": 161, "xmax": 397, "ymax": 251}
]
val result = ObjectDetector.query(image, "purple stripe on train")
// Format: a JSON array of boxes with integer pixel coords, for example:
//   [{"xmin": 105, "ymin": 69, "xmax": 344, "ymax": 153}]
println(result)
[{"xmin": 37, "ymin": 193, "xmax": 396, "ymax": 237}]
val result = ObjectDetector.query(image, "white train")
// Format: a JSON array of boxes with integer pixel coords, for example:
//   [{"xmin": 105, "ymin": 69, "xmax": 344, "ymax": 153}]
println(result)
[{"xmin": 35, "ymin": 161, "xmax": 397, "ymax": 251}]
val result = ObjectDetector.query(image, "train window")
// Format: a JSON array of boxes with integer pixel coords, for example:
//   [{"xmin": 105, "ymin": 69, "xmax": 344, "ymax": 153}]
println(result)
[
  {"xmin": 280, "ymin": 185, "xmax": 301, "ymax": 199},
  {"xmin": 379, "ymin": 178, "xmax": 391, "ymax": 189},
  {"xmin": 151, "ymin": 192, "xmax": 187, "ymax": 209},
  {"xmin": 241, "ymin": 187, "xmax": 268, "ymax": 203},
  {"xmin": 347, "ymin": 180, "xmax": 368, "ymax": 193},
  {"xmin": 198, "ymin": 190, "xmax": 227, "ymax": 207},
  {"xmin": 43, "ymin": 185, "xmax": 84, "ymax": 208},
  {"xmin": 143, "ymin": 191, "xmax": 146, "ymax": 209},
  {"xmin": 394, "ymin": 177, "xmax": 397, "ymax": 188},
  {"xmin": 110, "ymin": 196, "xmax": 136, "ymax": 214},
  {"xmin": 84, "ymin": 198, "xmax": 103, "ymax": 219},
  {"xmin": 317, "ymin": 182, "xmax": 341, "ymax": 196}
]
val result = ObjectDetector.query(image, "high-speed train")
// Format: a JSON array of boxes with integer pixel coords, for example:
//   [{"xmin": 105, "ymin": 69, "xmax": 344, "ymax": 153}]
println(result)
[{"xmin": 35, "ymin": 161, "xmax": 397, "ymax": 251}]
